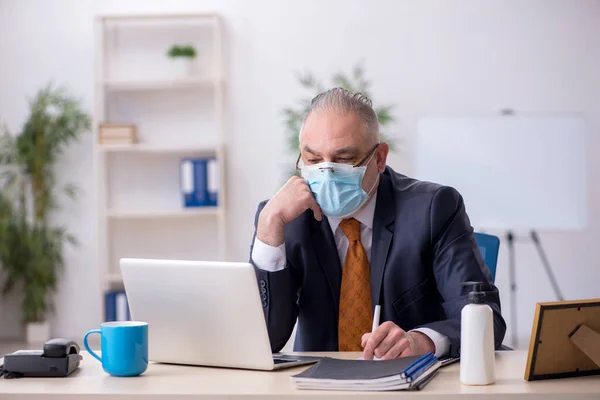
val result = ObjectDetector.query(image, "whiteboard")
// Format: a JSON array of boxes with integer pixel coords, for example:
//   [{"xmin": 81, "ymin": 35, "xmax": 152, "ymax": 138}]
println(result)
[{"xmin": 414, "ymin": 117, "xmax": 588, "ymax": 231}]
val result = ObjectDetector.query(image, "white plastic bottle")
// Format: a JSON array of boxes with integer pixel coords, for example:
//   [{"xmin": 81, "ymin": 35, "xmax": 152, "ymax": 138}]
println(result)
[{"xmin": 459, "ymin": 281, "xmax": 496, "ymax": 385}]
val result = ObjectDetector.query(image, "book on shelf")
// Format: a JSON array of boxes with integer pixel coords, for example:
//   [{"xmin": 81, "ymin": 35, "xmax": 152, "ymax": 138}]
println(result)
[
  {"xmin": 104, "ymin": 290, "xmax": 131, "ymax": 322},
  {"xmin": 290, "ymin": 353, "xmax": 441, "ymax": 391},
  {"xmin": 180, "ymin": 157, "xmax": 219, "ymax": 207},
  {"xmin": 98, "ymin": 123, "xmax": 137, "ymax": 145}
]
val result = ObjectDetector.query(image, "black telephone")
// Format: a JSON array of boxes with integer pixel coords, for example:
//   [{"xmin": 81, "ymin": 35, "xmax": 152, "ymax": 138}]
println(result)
[{"xmin": 0, "ymin": 338, "xmax": 82, "ymax": 378}]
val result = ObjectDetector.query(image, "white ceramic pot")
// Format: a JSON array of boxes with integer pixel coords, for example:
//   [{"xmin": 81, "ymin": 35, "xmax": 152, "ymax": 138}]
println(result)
[
  {"xmin": 170, "ymin": 57, "xmax": 194, "ymax": 78},
  {"xmin": 26, "ymin": 321, "xmax": 51, "ymax": 344}
]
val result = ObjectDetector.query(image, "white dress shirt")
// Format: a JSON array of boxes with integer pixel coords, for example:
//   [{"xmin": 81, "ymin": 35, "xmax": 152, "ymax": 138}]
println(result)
[{"xmin": 251, "ymin": 193, "xmax": 450, "ymax": 357}]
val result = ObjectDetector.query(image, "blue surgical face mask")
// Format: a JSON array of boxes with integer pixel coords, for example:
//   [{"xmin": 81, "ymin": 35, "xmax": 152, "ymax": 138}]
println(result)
[{"xmin": 301, "ymin": 160, "xmax": 378, "ymax": 219}]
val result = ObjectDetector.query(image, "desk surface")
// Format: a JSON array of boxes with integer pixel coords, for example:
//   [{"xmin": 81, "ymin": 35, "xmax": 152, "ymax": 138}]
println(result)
[{"xmin": 1, "ymin": 351, "xmax": 599, "ymax": 399}]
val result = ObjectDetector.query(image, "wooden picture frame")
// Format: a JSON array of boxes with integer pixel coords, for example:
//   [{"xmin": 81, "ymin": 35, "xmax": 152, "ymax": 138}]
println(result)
[{"xmin": 525, "ymin": 299, "xmax": 600, "ymax": 381}]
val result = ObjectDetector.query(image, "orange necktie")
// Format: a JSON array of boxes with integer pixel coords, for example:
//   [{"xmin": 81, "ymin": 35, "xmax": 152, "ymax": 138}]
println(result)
[{"xmin": 338, "ymin": 218, "xmax": 373, "ymax": 351}]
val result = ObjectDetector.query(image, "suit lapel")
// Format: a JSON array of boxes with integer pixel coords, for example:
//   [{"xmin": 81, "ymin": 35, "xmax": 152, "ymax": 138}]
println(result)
[
  {"xmin": 370, "ymin": 172, "xmax": 395, "ymax": 306},
  {"xmin": 311, "ymin": 217, "xmax": 342, "ymax": 312}
]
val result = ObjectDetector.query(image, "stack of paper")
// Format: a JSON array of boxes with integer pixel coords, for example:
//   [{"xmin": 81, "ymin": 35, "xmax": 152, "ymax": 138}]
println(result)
[{"xmin": 291, "ymin": 353, "xmax": 441, "ymax": 391}]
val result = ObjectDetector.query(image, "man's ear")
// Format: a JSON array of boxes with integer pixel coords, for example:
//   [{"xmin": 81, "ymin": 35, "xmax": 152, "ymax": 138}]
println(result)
[{"xmin": 376, "ymin": 142, "xmax": 389, "ymax": 173}]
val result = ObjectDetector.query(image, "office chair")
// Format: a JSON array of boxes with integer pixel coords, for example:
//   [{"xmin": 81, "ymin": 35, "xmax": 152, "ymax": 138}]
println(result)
[
  {"xmin": 474, "ymin": 232, "xmax": 500, "ymax": 282},
  {"xmin": 474, "ymin": 232, "xmax": 512, "ymax": 351}
]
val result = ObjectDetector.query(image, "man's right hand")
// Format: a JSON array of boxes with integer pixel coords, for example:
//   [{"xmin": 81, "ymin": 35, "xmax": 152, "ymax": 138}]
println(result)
[{"xmin": 256, "ymin": 176, "xmax": 322, "ymax": 247}]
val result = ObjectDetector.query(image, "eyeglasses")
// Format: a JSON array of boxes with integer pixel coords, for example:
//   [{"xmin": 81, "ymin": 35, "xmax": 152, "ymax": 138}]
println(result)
[{"xmin": 295, "ymin": 143, "xmax": 380, "ymax": 171}]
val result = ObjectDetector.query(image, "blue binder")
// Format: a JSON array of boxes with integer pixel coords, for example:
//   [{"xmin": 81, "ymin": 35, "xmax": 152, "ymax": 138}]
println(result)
[
  {"xmin": 104, "ymin": 291, "xmax": 116, "ymax": 322},
  {"xmin": 104, "ymin": 291, "xmax": 131, "ymax": 322},
  {"xmin": 180, "ymin": 158, "xmax": 208, "ymax": 207}
]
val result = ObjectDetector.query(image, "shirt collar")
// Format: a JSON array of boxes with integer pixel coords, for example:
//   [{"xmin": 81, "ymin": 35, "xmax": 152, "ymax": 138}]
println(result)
[{"xmin": 327, "ymin": 191, "xmax": 378, "ymax": 234}]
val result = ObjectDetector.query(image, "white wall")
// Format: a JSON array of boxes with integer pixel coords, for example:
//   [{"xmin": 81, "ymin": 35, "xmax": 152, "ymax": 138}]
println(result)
[{"xmin": 0, "ymin": 0, "xmax": 598, "ymax": 348}]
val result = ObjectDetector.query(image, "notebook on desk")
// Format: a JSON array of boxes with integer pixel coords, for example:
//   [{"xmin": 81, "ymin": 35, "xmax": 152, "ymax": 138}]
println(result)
[{"xmin": 291, "ymin": 353, "xmax": 441, "ymax": 391}]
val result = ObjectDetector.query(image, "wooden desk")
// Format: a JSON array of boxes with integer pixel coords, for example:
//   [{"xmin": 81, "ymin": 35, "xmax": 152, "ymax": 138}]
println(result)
[{"xmin": 1, "ymin": 351, "xmax": 599, "ymax": 399}]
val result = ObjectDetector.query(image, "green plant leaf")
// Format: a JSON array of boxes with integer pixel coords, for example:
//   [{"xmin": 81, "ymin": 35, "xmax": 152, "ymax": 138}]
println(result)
[
  {"xmin": 63, "ymin": 183, "xmax": 79, "ymax": 201},
  {"xmin": 375, "ymin": 105, "xmax": 395, "ymax": 126},
  {"xmin": 298, "ymin": 71, "xmax": 317, "ymax": 89},
  {"xmin": 1, "ymin": 276, "xmax": 15, "ymax": 296},
  {"xmin": 167, "ymin": 45, "xmax": 181, "ymax": 57},
  {"xmin": 332, "ymin": 72, "xmax": 356, "ymax": 92},
  {"xmin": 352, "ymin": 62, "xmax": 365, "ymax": 82},
  {"xmin": 0, "ymin": 134, "xmax": 15, "ymax": 165},
  {"xmin": 65, "ymin": 233, "xmax": 78, "ymax": 247}
]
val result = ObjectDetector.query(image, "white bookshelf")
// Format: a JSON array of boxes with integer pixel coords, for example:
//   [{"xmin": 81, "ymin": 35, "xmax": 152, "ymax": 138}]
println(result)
[
  {"xmin": 106, "ymin": 207, "xmax": 220, "ymax": 219},
  {"xmin": 98, "ymin": 142, "xmax": 219, "ymax": 155},
  {"xmin": 94, "ymin": 14, "xmax": 227, "ymax": 322}
]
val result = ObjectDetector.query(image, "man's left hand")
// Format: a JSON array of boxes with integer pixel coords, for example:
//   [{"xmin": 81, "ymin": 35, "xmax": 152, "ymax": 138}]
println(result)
[{"xmin": 361, "ymin": 321, "xmax": 435, "ymax": 360}]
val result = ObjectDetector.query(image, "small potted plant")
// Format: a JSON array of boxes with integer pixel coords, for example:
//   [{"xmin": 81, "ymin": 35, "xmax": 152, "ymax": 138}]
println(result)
[{"xmin": 167, "ymin": 44, "xmax": 198, "ymax": 78}]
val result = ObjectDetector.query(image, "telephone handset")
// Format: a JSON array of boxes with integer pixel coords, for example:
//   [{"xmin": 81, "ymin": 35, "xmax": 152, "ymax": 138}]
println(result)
[
  {"xmin": 42, "ymin": 338, "xmax": 80, "ymax": 358},
  {"xmin": 0, "ymin": 338, "xmax": 82, "ymax": 378}
]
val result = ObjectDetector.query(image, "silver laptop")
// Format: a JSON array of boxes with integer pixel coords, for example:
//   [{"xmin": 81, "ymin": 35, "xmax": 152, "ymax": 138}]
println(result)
[{"xmin": 120, "ymin": 258, "xmax": 319, "ymax": 370}]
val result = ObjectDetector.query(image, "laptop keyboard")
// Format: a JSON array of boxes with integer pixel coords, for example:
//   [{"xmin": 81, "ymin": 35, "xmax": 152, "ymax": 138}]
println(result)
[{"xmin": 273, "ymin": 358, "xmax": 297, "ymax": 364}]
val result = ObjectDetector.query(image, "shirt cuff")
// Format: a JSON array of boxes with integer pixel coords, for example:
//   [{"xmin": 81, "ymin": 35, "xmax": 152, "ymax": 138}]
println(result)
[
  {"xmin": 251, "ymin": 237, "xmax": 287, "ymax": 272},
  {"xmin": 410, "ymin": 327, "xmax": 451, "ymax": 358}
]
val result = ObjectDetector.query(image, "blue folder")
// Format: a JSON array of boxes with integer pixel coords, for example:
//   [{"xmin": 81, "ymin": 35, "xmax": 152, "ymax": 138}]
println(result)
[{"xmin": 180, "ymin": 158, "xmax": 208, "ymax": 207}]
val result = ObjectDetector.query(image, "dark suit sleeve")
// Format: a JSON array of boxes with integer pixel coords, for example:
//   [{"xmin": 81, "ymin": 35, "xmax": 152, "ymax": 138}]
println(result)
[
  {"xmin": 249, "ymin": 201, "xmax": 300, "ymax": 353},
  {"xmin": 418, "ymin": 187, "xmax": 507, "ymax": 357}
]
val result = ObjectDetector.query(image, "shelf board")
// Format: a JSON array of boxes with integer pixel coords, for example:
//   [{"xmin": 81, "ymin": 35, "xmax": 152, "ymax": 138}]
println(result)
[
  {"xmin": 107, "ymin": 207, "xmax": 220, "ymax": 219},
  {"xmin": 99, "ymin": 143, "xmax": 218, "ymax": 155},
  {"xmin": 99, "ymin": 13, "xmax": 218, "ymax": 22},
  {"xmin": 102, "ymin": 77, "xmax": 217, "ymax": 91}
]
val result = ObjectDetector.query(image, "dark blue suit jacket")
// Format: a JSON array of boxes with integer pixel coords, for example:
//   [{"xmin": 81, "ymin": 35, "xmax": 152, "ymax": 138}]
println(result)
[{"xmin": 250, "ymin": 166, "xmax": 506, "ymax": 357}]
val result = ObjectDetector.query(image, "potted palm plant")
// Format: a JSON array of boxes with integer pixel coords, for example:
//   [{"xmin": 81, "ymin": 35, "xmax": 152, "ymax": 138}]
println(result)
[
  {"xmin": 280, "ymin": 62, "xmax": 398, "ymax": 179},
  {"xmin": 0, "ymin": 83, "xmax": 90, "ymax": 343},
  {"xmin": 282, "ymin": 62, "xmax": 397, "ymax": 155}
]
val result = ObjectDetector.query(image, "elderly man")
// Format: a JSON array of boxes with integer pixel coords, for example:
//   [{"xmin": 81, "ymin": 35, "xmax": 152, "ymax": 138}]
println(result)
[{"xmin": 250, "ymin": 88, "xmax": 506, "ymax": 360}]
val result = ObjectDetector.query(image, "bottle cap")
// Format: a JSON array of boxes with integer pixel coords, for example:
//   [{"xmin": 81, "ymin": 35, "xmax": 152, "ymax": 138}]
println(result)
[{"xmin": 461, "ymin": 281, "xmax": 486, "ymax": 304}]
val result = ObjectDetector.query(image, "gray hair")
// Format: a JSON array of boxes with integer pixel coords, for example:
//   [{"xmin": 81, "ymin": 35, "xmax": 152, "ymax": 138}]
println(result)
[{"xmin": 299, "ymin": 87, "xmax": 379, "ymax": 139}]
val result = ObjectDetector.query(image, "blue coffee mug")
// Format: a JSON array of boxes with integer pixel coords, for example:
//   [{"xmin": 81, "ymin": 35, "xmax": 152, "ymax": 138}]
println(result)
[{"xmin": 83, "ymin": 321, "xmax": 148, "ymax": 377}]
